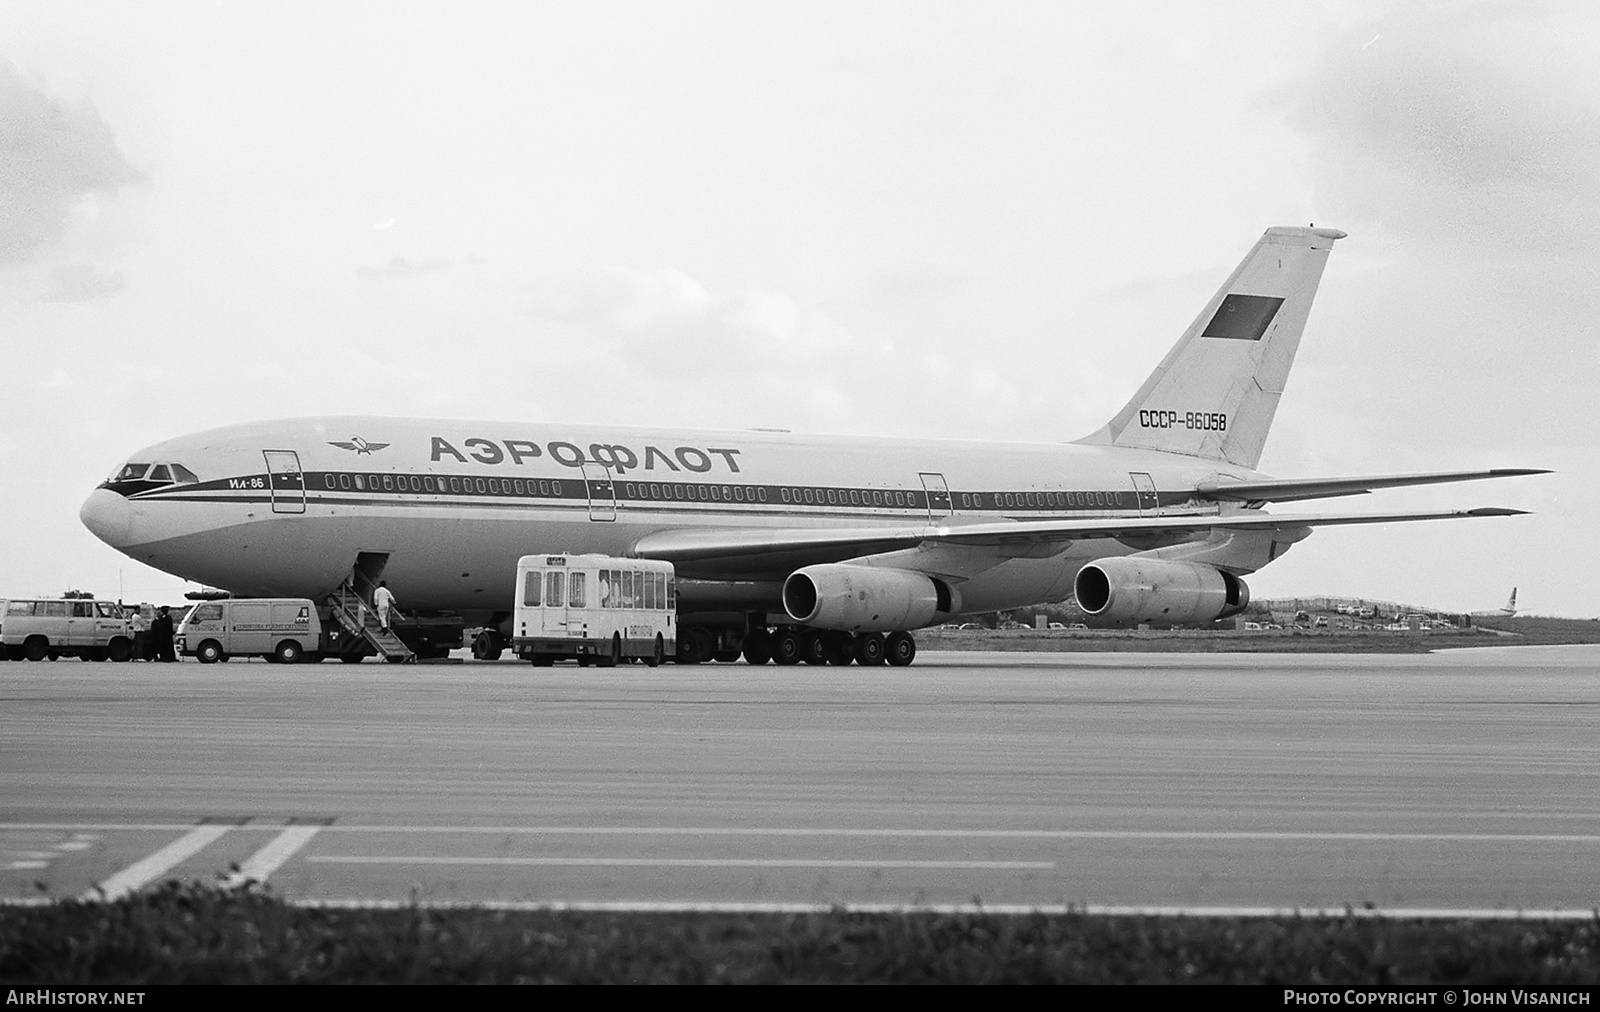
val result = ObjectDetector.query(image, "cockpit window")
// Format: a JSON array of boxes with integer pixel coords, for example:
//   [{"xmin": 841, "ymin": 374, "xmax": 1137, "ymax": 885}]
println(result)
[
  {"xmin": 113, "ymin": 463, "xmax": 151, "ymax": 481},
  {"xmin": 170, "ymin": 464, "xmax": 199, "ymax": 484},
  {"xmin": 148, "ymin": 464, "xmax": 172, "ymax": 482}
]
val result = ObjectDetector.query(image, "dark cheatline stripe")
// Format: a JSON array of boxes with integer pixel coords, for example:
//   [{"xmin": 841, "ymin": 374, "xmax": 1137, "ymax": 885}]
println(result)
[{"xmin": 127, "ymin": 470, "xmax": 1197, "ymax": 514}]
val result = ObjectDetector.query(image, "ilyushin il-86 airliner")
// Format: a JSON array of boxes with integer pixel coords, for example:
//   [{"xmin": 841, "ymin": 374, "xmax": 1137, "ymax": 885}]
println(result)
[{"xmin": 80, "ymin": 226, "xmax": 1545, "ymax": 665}]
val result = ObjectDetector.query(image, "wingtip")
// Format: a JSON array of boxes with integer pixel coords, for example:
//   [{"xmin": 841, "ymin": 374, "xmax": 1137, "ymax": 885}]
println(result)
[
  {"xmin": 1465, "ymin": 507, "xmax": 1532, "ymax": 517},
  {"xmin": 1488, "ymin": 468, "xmax": 1553, "ymax": 477}
]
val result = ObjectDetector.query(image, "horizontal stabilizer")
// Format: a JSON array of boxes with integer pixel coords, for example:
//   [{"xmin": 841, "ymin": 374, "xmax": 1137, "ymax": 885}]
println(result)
[{"xmin": 1197, "ymin": 468, "xmax": 1551, "ymax": 503}]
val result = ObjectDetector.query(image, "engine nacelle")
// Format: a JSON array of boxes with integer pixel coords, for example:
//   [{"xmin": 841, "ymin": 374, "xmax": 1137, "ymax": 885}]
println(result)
[
  {"xmin": 782, "ymin": 564, "xmax": 958, "ymax": 632},
  {"xmin": 1074, "ymin": 557, "xmax": 1250, "ymax": 625}
]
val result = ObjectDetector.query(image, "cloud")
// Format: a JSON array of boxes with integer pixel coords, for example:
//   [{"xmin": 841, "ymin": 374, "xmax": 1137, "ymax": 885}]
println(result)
[
  {"xmin": 1278, "ymin": 3, "xmax": 1600, "ymax": 260},
  {"xmin": 357, "ymin": 255, "xmax": 483, "ymax": 280},
  {"xmin": 0, "ymin": 58, "xmax": 143, "ymax": 265},
  {"xmin": 40, "ymin": 262, "xmax": 125, "ymax": 302},
  {"xmin": 515, "ymin": 265, "xmax": 1045, "ymax": 438}
]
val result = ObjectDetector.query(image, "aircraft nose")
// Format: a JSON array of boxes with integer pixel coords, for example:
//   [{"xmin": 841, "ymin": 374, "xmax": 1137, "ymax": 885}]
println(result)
[{"xmin": 80, "ymin": 488, "xmax": 132, "ymax": 547}]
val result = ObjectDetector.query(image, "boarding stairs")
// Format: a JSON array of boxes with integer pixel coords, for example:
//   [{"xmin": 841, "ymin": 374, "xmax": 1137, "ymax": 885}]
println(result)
[{"xmin": 327, "ymin": 580, "xmax": 414, "ymax": 663}]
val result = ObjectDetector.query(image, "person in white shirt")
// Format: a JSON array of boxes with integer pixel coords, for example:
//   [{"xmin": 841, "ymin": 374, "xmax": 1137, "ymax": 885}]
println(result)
[{"xmin": 373, "ymin": 581, "xmax": 397, "ymax": 632}]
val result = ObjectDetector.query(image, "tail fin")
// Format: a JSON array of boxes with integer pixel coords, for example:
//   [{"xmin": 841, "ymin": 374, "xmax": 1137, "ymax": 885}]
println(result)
[
  {"xmin": 1507, "ymin": 588, "xmax": 1517, "ymax": 613},
  {"xmin": 1077, "ymin": 225, "xmax": 1345, "ymax": 469}
]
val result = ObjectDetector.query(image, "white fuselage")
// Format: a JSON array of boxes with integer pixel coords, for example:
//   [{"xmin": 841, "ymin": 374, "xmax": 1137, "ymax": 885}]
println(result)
[{"xmin": 81, "ymin": 415, "xmax": 1266, "ymax": 622}]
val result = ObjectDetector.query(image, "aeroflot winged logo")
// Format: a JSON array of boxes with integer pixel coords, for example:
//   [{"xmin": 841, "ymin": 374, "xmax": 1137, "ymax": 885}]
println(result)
[{"xmin": 327, "ymin": 436, "xmax": 391, "ymax": 455}]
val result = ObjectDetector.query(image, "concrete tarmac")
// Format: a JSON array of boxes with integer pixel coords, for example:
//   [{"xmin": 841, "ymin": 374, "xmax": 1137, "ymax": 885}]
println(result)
[{"xmin": 2, "ymin": 645, "xmax": 1597, "ymax": 912}]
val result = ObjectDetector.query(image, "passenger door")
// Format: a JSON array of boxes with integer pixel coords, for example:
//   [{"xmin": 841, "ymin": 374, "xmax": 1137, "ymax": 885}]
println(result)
[
  {"xmin": 263, "ymin": 450, "xmax": 307, "ymax": 514},
  {"xmin": 581, "ymin": 463, "xmax": 615, "ymax": 521},
  {"xmin": 1129, "ymin": 472, "xmax": 1159, "ymax": 515},
  {"xmin": 920, "ymin": 473, "xmax": 952, "ymax": 522}
]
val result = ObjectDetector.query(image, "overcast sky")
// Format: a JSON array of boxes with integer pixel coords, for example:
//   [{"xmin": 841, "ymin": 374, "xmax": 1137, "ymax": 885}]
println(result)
[{"xmin": 2, "ymin": 0, "xmax": 1594, "ymax": 616}]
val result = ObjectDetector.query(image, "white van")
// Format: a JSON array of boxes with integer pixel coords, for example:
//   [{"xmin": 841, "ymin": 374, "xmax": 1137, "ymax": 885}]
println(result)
[
  {"xmin": 2, "ymin": 599, "xmax": 133, "ymax": 661},
  {"xmin": 176, "ymin": 598, "xmax": 323, "ymax": 664}
]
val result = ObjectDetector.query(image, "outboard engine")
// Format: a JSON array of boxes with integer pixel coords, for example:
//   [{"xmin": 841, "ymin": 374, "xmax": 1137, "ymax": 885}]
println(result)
[{"xmin": 1074, "ymin": 557, "xmax": 1250, "ymax": 625}]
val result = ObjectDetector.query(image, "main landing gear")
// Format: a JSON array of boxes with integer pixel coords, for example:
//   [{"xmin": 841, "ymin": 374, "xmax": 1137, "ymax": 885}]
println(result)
[{"xmin": 677, "ymin": 625, "xmax": 917, "ymax": 667}]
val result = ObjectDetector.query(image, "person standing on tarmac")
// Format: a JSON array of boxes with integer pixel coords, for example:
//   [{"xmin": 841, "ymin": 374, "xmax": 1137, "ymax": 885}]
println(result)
[
  {"xmin": 151, "ymin": 606, "xmax": 177, "ymax": 662},
  {"xmin": 373, "ymin": 581, "xmax": 397, "ymax": 633},
  {"xmin": 130, "ymin": 606, "xmax": 150, "ymax": 662}
]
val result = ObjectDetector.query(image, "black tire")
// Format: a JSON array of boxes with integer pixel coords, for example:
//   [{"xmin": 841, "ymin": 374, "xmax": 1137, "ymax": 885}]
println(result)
[
  {"xmin": 529, "ymin": 654, "xmax": 554, "ymax": 667},
  {"xmin": 5, "ymin": 645, "xmax": 24, "ymax": 661},
  {"xmin": 854, "ymin": 632, "xmax": 886, "ymax": 666},
  {"xmin": 598, "ymin": 633, "xmax": 621, "ymax": 668},
  {"xmin": 107, "ymin": 637, "xmax": 131, "ymax": 662},
  {"xmin": 273, "ymin": 640, "xmax": 303, "ymax": 665},
  {"xmin": 677, "ymin": 627, "xmax": 712, "ymax": 665},
  {"xmin": 23, "ymin": 637, "xmax": 48, "ymax": 662},
  {"xmin": 643, "ymin": 635, "xmax": 664, "ymax": 668},
  {"xmin": 886, "ymin": 631, "xmax": 917, "ymax": 667},
  {"xmin": 742, "ymin": 629, "xmax": 772, "ymax": 666},
  {"xmin": 772, "ymin": 628, "xmax": 802, "ymax": 665},
  {"xmin": 195, "ymin": 640, "xmax": 224, "ymax": 665},
  {"xmin": 87, "ymin": 648, "xmax": 109, "ymax": 662},
  {"xmin": 340, "ymin": 654, "xmax": 365, "ymax": 664},
  {"xmin": 712, "ymin": 648, "xmax": 742, "ymax": 663},
  {"xmin": 801, "ymin": 631, "xmax": 828, "ymax": 665},
  {"xmin": 824, "ymin": 632, "xmax": 855, "ymax": 666}
]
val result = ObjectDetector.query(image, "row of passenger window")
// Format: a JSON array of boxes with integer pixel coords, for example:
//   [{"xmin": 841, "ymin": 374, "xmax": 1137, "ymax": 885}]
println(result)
[
  {"xmin": 958, "ymin": 490, "xmax": 1126, "ymax": 509},
  {"xmin": 318, "ymin": 471, "xmax": 1131, "ymax": 510},
  {"xmin": 323, "ymin": 473, "xmax": 568, "ymax": 497}
]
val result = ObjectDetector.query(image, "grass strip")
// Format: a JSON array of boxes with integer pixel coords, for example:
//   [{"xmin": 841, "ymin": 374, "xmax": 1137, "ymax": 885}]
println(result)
[{"xmin": 2, "ymin": 883, "xmax": 1597, "ymax": 984}]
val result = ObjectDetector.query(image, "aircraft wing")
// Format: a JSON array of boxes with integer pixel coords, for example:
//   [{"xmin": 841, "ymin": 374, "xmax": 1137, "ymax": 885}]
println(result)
[
  {"xmin": 1196, "ymin": 468, "xmax": 1549, "ymax": 503},
  {"xmin": 633, "ymin": 507, "xmax": 1528, "ymax": 579}
]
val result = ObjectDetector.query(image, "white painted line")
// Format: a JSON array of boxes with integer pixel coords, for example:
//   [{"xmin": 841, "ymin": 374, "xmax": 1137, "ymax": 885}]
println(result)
[
  {"xmin": 308, "ymin": 856, "xmax": 1055, "ymax": 870},
  {"xmin": 235, "ymin": 825, "xmax": 322, "ymax": 883},
  {"xmin": 86, "ymin": 825, "xmax": 232, "ymax": 901},
  {"xmin": 6, "ymin": 861, "xmax": 48, "ymax": 870},
  {"xmin": 8, "ymin": 822, "xmax": 1600, "ymax": 843},
  {"xmin": 56, "ymin": 841, "xmax": 94, "ymax": 852},
  {"xmin": 291, "ymin": 899, "xmax": 1600, "ymax": 921}
]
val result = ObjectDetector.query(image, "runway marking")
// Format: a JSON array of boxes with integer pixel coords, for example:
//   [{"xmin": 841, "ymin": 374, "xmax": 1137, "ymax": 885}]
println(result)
[
  {"xmin": 86, "ymin": 825, "xmax": 232, "ymax": 901},
  {"xmin": 292, "ymin": 899, "xmax": 1600, "ymax": 921},
  {"xmin": 231, "ymin": 825, "xmax": 323, "ymax": 885},
  {"xmin": 261, "ymin": 826, "xmax": 1600, "ymax": 844},
  {"xmin": 8, "ymin": 823, "xmax": 1600, "ymax": 843},
  {"xmin": 308, "ymin": 856, "xmax": 1055, "ymax": 870}
]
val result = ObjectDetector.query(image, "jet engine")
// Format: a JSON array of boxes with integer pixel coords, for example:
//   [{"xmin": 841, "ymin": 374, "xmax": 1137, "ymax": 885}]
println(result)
[
  {"xmin": 1074, "ymin": 557, "xmax": 1250, "ymax": 625},
  {"xmin": 782, "ymin": 564, "xmax": 958, "ymax": 632}
]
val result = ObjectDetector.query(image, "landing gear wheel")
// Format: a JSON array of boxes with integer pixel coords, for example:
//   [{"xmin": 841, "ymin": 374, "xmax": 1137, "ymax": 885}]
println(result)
[
  {"xmin": 801, "ymin": 630, "xmax": 828, "ymax": 665},
  {"xmin": 824, "ymin": 632, "xmax": 855, "ymax": 666},
  {"xmin": 643, "ymin": 635, "xmax": 664, "ymax": 668},
  {"xmin": 885, "ymin": 631, "xmax": 917, "ymax": 667},
  {"xmin": 771, "ymin": 628, "xmax": 802, "ymax": 665},
  {"xmin": 742, "ymin": 629, "xmax": 772, "ymax": 665},
  {"xmin": 273, "ymin": 640, "xmax": 304, "ymax": 665},
  {"xmin": 471, "ymin": 631, "xmax": 503, "ymax": 661},
  {"xmin": 677, "ymin": 627, "xmax": 713, "ymax": 664},
  {"xmin": 195, "ymin": 640, "xmax": 224, "ymax": 665},
  {"xmin": 854, "ymin": 632, "xmax": 886, "ymax": 666}
]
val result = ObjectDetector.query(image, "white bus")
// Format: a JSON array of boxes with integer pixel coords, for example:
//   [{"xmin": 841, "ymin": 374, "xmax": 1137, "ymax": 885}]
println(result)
[{"xmin": 512, "ymin": 554, "xmax": 676, "ymax": 667}]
